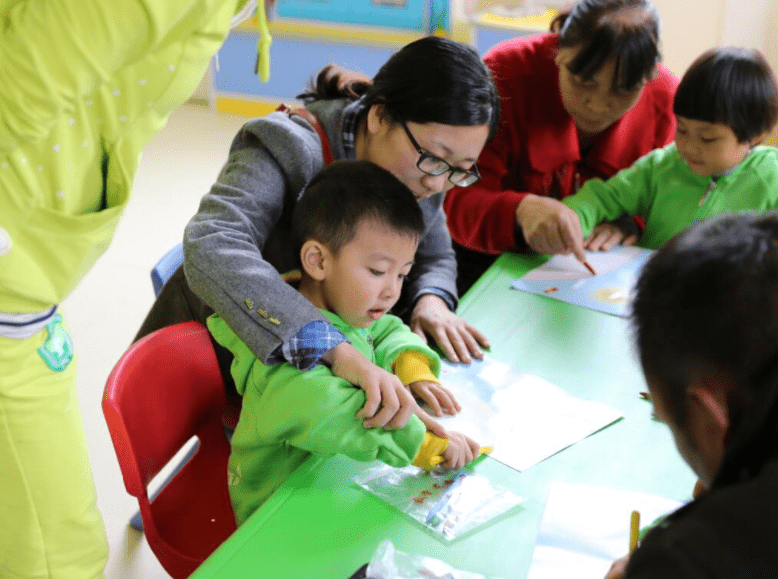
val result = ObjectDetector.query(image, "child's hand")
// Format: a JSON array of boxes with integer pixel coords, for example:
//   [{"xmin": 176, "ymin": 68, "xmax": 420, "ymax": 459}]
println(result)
[
  {"xmin": 408, "ymin": 380, "xmax": 461, "ymax": 417},
  {"xmin": 584, "ymin": 215, "xmax": 640, "ymax": 251},
  {"xmin": 440, "ymin": 431, "xmax": 481, "ymax": 469}
]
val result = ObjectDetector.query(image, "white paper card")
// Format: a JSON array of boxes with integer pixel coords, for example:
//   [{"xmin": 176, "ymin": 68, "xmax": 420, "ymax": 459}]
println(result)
[
  {"xmin": 436, "ymin": 357, "xmax": 623, "ymax": 471},
  {"xmin": 527, "ymin": 482, "xmax": 684, "ymax": 579}
]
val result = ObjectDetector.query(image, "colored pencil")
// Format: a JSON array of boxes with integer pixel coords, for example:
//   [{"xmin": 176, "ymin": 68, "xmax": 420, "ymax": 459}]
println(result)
[{"xmin": 630, "ymin": 510, "xmax": 641, "ymax": 553}]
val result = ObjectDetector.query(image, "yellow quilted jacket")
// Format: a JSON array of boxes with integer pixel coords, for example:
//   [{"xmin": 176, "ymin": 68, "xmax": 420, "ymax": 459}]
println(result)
[{"xmin": 0, "ymin": 0, "xmax": 245, "ymax": 312}]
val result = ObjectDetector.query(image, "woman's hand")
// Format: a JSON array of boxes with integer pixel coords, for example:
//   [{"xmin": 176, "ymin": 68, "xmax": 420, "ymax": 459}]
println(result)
[
  {"xmin": 516, "ymin": 194, "xmax": 586, "ymax": 261},
  {"xmin": 408, "ymin": 380, "xmax": 461, "ymax": 417},
  {"xmin": 323, "ymin": 342, "xmax": 447, "ymax": 436},
  {"xmin": 410, "ymin": 294, "xmax": 490, "ymax": 364},
  {"xmin": 584, "ymin": 215, "xmax": 640, "ymax": 251},
  {"xmin": 440, "ymin": 431, "xmax": 480, "ymax": 469}
]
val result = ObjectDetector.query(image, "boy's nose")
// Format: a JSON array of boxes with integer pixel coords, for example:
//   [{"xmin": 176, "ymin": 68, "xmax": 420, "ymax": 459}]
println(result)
[{"xmin": 382, "ymin": 277, "xmax": 401, "ymax": 300}]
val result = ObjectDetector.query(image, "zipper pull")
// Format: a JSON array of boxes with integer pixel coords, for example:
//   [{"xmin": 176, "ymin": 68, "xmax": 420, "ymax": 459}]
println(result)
[{"xmin": 698, "ymin": 180, "xmax": 716, "ymax": 207}]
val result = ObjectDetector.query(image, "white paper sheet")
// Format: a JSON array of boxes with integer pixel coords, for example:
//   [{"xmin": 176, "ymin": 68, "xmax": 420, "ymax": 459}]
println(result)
[
  {"xmin": 511, "ymin": 246, "xmax": 654, "ymax": 317},
  {"xmin": 527, "ymin": 482, "xmax": 685, "ymax": 579},
  {"xmin": 435, "ymin": 357, "xmax": 623, "ymax": 472}
]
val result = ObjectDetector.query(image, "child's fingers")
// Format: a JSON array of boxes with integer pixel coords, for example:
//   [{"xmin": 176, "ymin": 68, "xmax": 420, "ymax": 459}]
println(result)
[
  {"xmin": 433, "ymin": 385, "xmax": 460, "ymax": 415},
  {"xmin": 417, "ymin": 385, "xmax": 444, "ymax": 417}
]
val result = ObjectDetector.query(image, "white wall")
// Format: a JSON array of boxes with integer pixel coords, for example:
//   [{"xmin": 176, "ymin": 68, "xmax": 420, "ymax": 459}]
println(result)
[
  {"xmin": 653, "ymin": 0, "xmax": 725, "ymax": 76},
  {"xmin": 654, "ymin": 0, "xmax": 778, "ymax": 145}
]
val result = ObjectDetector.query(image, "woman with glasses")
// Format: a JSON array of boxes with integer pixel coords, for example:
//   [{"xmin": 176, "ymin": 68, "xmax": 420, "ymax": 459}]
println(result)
[
  {"xmin": 443, "ymin": 0, "xmax": 679, "ymax": 294},
  {"xmin": 137, "ymin": 35, "xmax": 500, "ymax": 433}
]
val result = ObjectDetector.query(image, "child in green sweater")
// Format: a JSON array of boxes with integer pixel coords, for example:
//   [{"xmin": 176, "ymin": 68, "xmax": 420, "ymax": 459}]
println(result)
[
  {"xmin": 208, "ymin": 161, "xmax": 484, "ymax": 525},
  {"xmin": 525, "ymin": 47, "xmax": 778, "ymax": 259}
]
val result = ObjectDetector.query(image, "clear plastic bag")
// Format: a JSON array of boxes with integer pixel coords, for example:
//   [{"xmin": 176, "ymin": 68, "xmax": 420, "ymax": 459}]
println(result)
[
  {"xmin": 364, "ymin": 539, "xmax": 506, "ymax": 579},
  {"xmin": 353, "ymin": 464, "xmax": 525, "ymax": 541}
]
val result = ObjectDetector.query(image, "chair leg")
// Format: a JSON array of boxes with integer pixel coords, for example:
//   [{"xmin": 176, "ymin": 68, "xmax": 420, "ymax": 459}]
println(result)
[{"xmin": 128, "ymin": 440, "xmax": 200, "ymax": 532}]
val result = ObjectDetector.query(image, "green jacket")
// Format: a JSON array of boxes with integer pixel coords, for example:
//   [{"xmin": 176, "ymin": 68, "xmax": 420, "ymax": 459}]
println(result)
[
  {"xmin": 0, "ymin": 0, "xmax": 244, "ymax": 312},
  {"xmin": 563, "ymin": 144, "xmax": 778, "ymax": 249},
  {"xmin": 208, "ymin": 310, "xmax": 441, "ymax": 526}
]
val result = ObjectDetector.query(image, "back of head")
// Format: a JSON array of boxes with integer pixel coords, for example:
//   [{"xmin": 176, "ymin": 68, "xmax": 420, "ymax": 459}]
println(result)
[
  {"xmin": 551, "ymin": 0, "xmax": 661, "ymax": 92},
  {"xmin": 632, "ymin": 212, "xmax": 778, "ymax": 427},
  {"xmin": 291, "ymin": 160, "xmax": 425, "ymax": 259},
  {"xmin": 300, "ymin": 36, "xmax": 500, "ymax": 142},
  {"xmin": 674, "ymin": 47, "xmax": 778, "ymax": 142}
]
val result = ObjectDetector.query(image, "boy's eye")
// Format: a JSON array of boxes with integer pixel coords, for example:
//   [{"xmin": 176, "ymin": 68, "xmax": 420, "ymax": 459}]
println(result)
[
  {"xmin": 701, "ymin": 137, "xmax": 717, "ymax": 143},
  {"xmin": 369, "ymin": 268, "xmax": 385, "ymax": 276}
]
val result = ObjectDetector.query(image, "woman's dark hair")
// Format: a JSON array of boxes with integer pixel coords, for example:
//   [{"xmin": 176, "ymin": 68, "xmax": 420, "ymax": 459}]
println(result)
[
  {"xmin": 551, "ymin": 0, "xmax": 661, "ymax": 92},
  {"xmin": 291, "ymin": 160, "xmax": 424, "ymax": 258},
  {"xmin": 298, "ymin": 36, "xmax": 501, "ymax": 141},
  {"xmin": 631, "ymin": 212, "xmax": 778, "ymax": 428},
  {"xmin": 674, "ymin": 47, "xmax": 778, "ymax": 143}
]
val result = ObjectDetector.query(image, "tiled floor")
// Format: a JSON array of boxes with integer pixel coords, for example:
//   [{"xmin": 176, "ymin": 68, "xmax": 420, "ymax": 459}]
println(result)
[{"xmin": 61, "ymin": 104, "xmax": 249, "ymax": 578}]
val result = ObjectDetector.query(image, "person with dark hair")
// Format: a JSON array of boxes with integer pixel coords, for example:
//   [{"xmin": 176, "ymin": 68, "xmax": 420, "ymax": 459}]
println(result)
[
  {"xmin": 208, "ymin": 160, "xmax": 484, "ymax": 526},
  {"xmin": 529, "ymin": 47, "xmax": 778, "ymax": 253},
  {"xmin": 443, "ymin": 0, "xmax": 678, "ymax": 293},
  {"xmin": 136, "ymin": 36, "xmax": 501, "ymax": 434},
  {"xmin": 602, "ymin": 212, "xmax": 778, "ymax": 578}
]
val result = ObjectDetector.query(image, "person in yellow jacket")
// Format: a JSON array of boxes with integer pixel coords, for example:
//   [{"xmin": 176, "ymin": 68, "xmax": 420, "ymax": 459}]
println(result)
[{"xmin": 0, "ymin": 1, "xmax": 258, "ymax": 576}]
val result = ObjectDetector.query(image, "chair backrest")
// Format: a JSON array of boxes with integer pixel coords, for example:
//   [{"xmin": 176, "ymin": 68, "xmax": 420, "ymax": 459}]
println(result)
[
  {"xmin": 151, "ymin": 242, "xmax": 184, "ymax": 296},
  {"xmin": 103, "ymin": 321, "xmax": 236, "ymax": 578}
]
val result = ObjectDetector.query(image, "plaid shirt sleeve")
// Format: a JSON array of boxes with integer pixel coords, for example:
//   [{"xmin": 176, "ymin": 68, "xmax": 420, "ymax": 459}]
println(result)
[{"xmin": 274, "ymin": 320, "xmax": 347, "ymax": 370}]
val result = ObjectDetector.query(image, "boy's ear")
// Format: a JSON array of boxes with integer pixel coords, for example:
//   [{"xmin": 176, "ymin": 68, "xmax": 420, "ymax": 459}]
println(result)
[
  {"xmin": 686, "ymin": 367, "xmax": 731, "ymax": 442},
  {"xmin": 300, "ymin": 240, "xmax": 328, "ymax": 281},
  {"xmin": 366, "ymin": 103, "xmax": 388, "ymax": 135},
  {"xmin": 748, "ymin": 129, "xmax": 771, "ymax": 148}
]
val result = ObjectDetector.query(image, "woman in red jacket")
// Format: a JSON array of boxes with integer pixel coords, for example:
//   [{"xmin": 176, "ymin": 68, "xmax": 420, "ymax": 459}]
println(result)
[{"xmin": 444, "ymin": 0, "xmax": 678, "ymax": 293}]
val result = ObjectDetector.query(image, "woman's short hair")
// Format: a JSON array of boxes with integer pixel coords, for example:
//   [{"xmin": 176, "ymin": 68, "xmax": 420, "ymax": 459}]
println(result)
[
  {"xmin": 674, "ymin": 47, "xmax": 778, "ymax": 143},
  {"xmin": 298, "ymin": 36, "xmax": 501, "ymax": 141},
  {"xmin": 551, "ymin": 0, "xmax": 661, "ymax": 92}
]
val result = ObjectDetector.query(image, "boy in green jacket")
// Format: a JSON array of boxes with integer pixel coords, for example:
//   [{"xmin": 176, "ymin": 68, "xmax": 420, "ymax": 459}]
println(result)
[
  {"xmin": 523, "ymin": 47, "xmax": 778, "ymax": 257},
  {"xmin": 208, "ymin": 161, "xmax": 484, "ymax": 526}
]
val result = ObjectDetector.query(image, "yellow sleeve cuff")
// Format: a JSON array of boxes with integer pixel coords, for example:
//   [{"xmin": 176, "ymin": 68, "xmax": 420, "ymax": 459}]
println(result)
[
  {"xmin": 412, "ymin": 432, "xmax": 449, "ymax": 471},
  {"xmin": 394, "ymin": 350, "xmax": 440, "ymax": 386}
]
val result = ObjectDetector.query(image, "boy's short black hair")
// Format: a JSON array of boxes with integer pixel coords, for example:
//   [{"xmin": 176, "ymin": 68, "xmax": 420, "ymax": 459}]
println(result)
[
  {"xmin": 674, "ymin": 47, "xmax": 778, "ymax": 142},
  {"xmin": 632, "ymin": 212, "xmax": 778, "ymax": 427},
  {"xmin": 291, "ymin": 160, "xmax": 424, "ymax": 259}
]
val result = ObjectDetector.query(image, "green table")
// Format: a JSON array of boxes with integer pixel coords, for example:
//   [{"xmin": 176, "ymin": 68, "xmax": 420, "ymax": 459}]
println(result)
[{"xmin": 191, "ymin": 252, "xmax": 696, "ymax": 579}]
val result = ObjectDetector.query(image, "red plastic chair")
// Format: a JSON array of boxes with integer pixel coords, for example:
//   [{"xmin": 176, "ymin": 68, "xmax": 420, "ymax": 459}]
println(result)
[{"xmin": 103, "ymin": 321, "xmax": 238, "ymax": 578}]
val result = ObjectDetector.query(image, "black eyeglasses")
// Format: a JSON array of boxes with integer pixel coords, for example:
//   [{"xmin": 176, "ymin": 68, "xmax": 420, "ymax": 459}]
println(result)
[{"xmin": 400, "ymin": 121, "xmax": 481, "ymax": 187}]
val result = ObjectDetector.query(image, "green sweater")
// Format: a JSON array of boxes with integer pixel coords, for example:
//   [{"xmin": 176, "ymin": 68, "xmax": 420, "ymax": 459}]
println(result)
[
  {"xmin": 208, "ymin": 310, "xmax": 441, "ymax": 526},
  {"xmin": 563, "ymin": 143, "xmax": 778, "ymax": 249}
]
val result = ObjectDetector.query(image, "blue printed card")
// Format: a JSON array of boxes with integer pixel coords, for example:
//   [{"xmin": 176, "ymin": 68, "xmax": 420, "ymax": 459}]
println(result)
[{"xmin": 510, "ymin": 246, "xmax": 654, "ymax": 317}]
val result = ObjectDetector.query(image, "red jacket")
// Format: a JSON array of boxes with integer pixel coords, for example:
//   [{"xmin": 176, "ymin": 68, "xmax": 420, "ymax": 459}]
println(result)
[{"xmin": 444, "ymin": 33, "xmax": 678, "ymax": 254}]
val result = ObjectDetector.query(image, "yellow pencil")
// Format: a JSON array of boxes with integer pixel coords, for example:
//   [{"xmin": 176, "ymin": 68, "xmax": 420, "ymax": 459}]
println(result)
[{"xmin": 629, "ymin": 510, "xmax": 641, "ymax": 553}]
